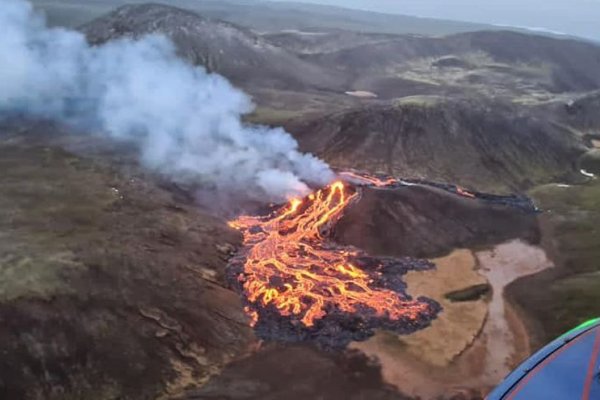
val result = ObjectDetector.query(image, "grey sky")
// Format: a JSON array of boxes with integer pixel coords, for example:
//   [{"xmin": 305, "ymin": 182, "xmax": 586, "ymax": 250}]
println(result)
[{"xmin": 272, "ymin": 0, "xmax": 600, "ymax": 40}]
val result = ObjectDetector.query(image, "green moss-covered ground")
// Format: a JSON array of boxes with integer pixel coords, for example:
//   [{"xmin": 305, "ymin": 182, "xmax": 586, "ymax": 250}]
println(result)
[
  {"xmin": 507, "ymin": 180, "xmax": 600, "ymax": 346},
  {"xmin": 0, "ymin": 127, "xmax": 254, "ymax": 399}
]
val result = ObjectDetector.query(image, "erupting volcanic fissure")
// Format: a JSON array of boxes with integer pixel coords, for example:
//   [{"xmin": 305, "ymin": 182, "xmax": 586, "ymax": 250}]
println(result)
[{"xmin": 228, "ymin": 175, "xmax": 441, "ymax": 347}]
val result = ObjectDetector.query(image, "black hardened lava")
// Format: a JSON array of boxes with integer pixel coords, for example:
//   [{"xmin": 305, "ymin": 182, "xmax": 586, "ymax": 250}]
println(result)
[
  {"xmin": 340, "ymin": 170, "xmax": 540, "ymax": 213},
  {"xmin": 227, "ymin": 251, "xmax": 441, "ymax": 349}
]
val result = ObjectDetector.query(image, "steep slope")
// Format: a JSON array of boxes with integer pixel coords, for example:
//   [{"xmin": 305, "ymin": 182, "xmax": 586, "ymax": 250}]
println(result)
[
  {"xmin": 81, "ymin": 3, "xmax": 343, "ymax": 91},
  {"xmin": 334, "ymin": 184, "xmax": 539, "ymax": 259},
  {"xmin": 286, "ymin": 97, "xmax": 585, "ymax": 193}
]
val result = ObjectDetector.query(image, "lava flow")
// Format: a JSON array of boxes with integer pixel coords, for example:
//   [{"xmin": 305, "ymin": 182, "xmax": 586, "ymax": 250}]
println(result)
[{"xmin": 228, "ymin": 178, "xmax": 441, "ymax": 346}]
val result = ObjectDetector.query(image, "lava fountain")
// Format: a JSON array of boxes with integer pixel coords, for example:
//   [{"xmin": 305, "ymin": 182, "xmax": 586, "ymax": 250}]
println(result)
[{"xmin": 228, "ymin": 175, "xmax": 441, "ymax": 347}]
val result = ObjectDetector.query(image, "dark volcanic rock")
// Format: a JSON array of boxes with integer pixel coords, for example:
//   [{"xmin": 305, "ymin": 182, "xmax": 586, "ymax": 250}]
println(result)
[
  {"xmin": 333, "ymin": 184, "xmax": 540, "ymax": 259},
  {"xmin": 445, "ymin": 284, "xmax": 492, "ymax": 302}
]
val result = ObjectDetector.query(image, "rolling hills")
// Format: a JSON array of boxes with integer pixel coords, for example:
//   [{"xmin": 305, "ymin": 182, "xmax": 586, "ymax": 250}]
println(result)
[
  {"xmin": 81, "ymin": 3, "xmax": 344, "ymax": 91},
  {"xmin": 3, "ymin": 2, "xmax": 600, "ymax": 399},
  {"xmin": 286, "ymin": 97, "xmax": 586, "ymax": 192}
]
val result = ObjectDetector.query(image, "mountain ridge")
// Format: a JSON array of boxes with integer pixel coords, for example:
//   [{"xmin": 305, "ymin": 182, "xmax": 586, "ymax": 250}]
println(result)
[{"xmin": 81, "ymin": 3, "xmax": 345, "ymax": 91}]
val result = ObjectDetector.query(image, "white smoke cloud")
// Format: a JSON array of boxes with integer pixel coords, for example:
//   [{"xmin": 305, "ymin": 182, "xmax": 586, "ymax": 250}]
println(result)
[{"xmin": 0, "ymin": 0, "xmax": 334, "ymax": 202}]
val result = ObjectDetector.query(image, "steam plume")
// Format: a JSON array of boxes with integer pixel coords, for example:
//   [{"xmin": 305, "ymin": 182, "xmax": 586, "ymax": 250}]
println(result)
[{"xmin": 0, "ymin": 0, "xmax": 334, "ymax": 201}]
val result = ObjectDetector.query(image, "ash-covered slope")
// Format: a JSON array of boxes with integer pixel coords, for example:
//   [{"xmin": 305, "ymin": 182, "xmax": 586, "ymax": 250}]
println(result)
[
  {"xmin": 334, "ymin": 184, "xmax": 539, "ymax": 259},
  {"xmin": 286, "ymin": 98, "xmax": 585, "ymax": 193},
  {"xmin": 81, "ymin": 3, "xmax": 343, "ymax": 91}
]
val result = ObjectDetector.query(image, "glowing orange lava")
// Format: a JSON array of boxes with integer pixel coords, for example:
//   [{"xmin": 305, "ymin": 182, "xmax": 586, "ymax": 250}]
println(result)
[
  {"xmin": 338, "ymin": 171, "xmax": 400, "ymax": 187},
  {"xmin": 229, "ymin": 180, "xmax": 434, "ymax": 329}
]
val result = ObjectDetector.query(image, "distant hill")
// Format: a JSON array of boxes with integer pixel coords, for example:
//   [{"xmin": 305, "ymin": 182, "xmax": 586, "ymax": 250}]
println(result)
[
  {"xmin": 79, "ymin": 4, "xmax": 600, "ymax": 194},
  {"xmin": 33, "ymin": 0, "xmax": 495, "ymax": 36},
  {"xmin": 80, "ymin": 2, "xmax": 600, "ymax": 100},
  {"xmin": 297, "ymin": 30, "xmax": 600, "ymax": 96},
  {"xmin": 78, "ymin": 3, "xmax": 600, "ymax": 189},
  {"xmin": 285, "ymin": 97, "xmax": 586, "ymax": 193},
  {"xmin": 81, "ymin": 3, "xmax": 344, "ymax": 91}
]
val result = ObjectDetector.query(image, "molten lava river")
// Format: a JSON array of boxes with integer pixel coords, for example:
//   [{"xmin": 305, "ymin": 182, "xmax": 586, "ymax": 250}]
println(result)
[{"xmin": 228, "ymin": 175, "xmax": 441, "ymax": 347}]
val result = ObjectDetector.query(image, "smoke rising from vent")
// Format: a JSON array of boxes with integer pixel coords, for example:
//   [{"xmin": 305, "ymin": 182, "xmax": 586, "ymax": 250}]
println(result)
[{"xmin": 0, "ymin": 0, "xmax": 334, "ymax": 202}]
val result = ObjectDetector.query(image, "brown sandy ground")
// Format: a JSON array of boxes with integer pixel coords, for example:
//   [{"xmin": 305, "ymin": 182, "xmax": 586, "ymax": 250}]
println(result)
[{"xmin": 352, "ymin": 241, "xmax": 552, "ymax": 400}]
